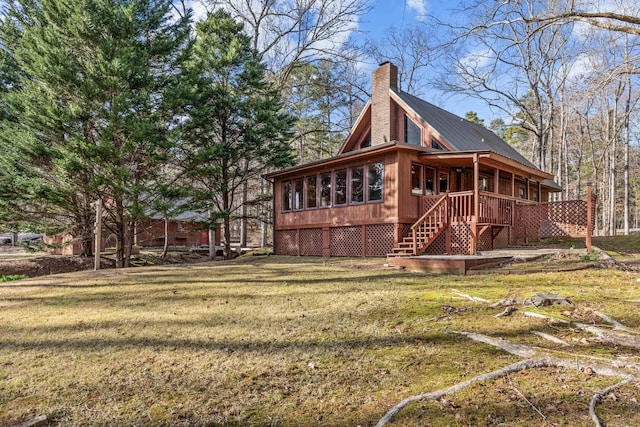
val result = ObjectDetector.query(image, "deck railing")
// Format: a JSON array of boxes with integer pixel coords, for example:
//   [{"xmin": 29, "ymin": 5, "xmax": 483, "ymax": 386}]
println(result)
[
  {"xmin": 449, "ymin": 191, "xmax": 474, "ymax": 223},
  {"xmin": 478, "ymin": 192, "xmax": 515, "ymax": 225},
  {"xmin": 425, "ymin": 191, "xmax": 520, "ymax": 226}
]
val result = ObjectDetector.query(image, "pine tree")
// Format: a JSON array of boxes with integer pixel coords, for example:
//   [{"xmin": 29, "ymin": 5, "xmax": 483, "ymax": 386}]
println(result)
[
  {"xmin": 177, "ymin": 10, "xmax": 295, "ymax": 259},
  {"xmin": 0, "ymin": 0, "xmax": 190, "ymax": 265}
]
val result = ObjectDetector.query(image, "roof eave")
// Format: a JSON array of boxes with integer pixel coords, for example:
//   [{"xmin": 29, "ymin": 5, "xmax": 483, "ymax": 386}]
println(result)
[{"xmin": 264, "ymin": 141, "xmax": 398, "ymax": 179}]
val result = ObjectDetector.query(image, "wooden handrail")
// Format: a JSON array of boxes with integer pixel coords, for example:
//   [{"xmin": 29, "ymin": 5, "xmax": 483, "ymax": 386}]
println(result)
[{"xmin": 412, "ymin": 194, "xmax": 447, "ymax": 231}]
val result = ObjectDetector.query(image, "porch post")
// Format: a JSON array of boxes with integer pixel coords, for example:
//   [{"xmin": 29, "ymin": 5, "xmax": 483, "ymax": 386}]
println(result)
[
  {"xmin": 586, "ymin": 183, "xmax": 593, "ymax": 253},
  {"xmin": 537, "ymin": 181, "xmax": 542, "ymax": 201},
  {"xmin": 472, "ymin": 153, "xmax": 479, "ymax": 255},
  {"xmin": 511, "ymin": 172, "xmax": 515, "ymax": 198},
  {"xmin": 494, "ymin": 168, "xmax": 499, "ymax": 194},
  {"xmin": 445, "ymin": 193, "xmax": 451, "ymax": 253}
]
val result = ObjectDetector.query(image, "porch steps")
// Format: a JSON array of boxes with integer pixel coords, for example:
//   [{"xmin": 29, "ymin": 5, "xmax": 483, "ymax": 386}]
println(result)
[
  {"xmin": 387, "ymin": 223, "xmax": 445, "ymax": 257},
  {"xmin": 388, "ymin": 193, "xmax": 449, "ymax": 258}
]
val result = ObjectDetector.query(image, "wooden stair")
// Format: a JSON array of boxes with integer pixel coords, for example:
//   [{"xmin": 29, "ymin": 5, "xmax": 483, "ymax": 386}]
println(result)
[{"xmin": 388, "ymin": 194, "xmax": 449, "ymax": 258}]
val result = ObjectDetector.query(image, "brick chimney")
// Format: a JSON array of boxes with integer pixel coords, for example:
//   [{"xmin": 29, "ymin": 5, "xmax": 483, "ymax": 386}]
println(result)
[{"xmin": 371, "ymin": 62, "xmax": 398, "ymax": 145}]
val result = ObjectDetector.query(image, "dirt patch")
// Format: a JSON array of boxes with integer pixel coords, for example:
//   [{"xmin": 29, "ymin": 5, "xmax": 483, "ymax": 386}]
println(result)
[
  {"xmin": 0, "ymin": 250, "xmax": 212, "ymax": 278},
  {"xmin": 0, "ymin": 255, "xmax": 94, "ymax": 278}
]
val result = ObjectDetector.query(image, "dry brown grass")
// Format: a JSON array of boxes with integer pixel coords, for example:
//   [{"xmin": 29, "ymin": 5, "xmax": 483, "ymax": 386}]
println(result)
[{"xmin": 1, "ymin": 255, "xmax": 640, "ymax": 426}]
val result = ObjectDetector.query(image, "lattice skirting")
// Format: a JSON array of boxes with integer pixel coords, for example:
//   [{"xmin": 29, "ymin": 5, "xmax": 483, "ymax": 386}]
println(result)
[
  {"xmin": 420, "ymin": 223, "xmax": 473, "ymax": 255},
  {"xmin": 275, "ymin": 230, "xmax": 298, "ymax": 255},
  {"xmin": 330, "ymin": 226, "xmax": 363, "ymax": 256},
  {"xmin": 300, "ymin": 228, "xmax": 323, "ymax": 256},
  {"xmin": 517, "ymin": 200, "xmax": 590, "ymax": 242},
  {"xmin": 450, "ymin": 223, "xmax": 472, "ymax": 255},
  {"xmin": 275, "ymin": 224, "xmax": 396, "ymax": 257},
  {"xmin": 366, "ymin": 224, "xmax": 394, "ymax": 256}
]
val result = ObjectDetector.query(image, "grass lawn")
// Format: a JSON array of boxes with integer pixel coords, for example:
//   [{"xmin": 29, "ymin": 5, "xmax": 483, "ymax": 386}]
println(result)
[{"xmin": 1, "ymin": 255, "xmax": 640, "ymax": 426}]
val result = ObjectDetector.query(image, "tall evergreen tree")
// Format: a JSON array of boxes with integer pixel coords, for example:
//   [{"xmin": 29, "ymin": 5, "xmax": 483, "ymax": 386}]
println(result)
[
  {"xmin": 0, "ymin": 0, "xmax": 190, "ymax": 265},
  {"xmin": 177, "ymin": 10, "xmax": 294, "ymax": 258}
]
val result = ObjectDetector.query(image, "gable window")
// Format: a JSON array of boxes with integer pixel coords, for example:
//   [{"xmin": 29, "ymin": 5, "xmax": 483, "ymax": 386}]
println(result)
[
  {"xmin": 425, "ymin": 167, "xmax": 436, "ymax": 195},
  {"xmin": 439, "ymin": 172, "xmax": 449, "ymax": 193},
  {"xmin": 431, "ymin": 139, "xmax": 445, "ymax": 150},
  {"xmin": 411, "ymin": 164, "xmax": 423, "ymax": 194},
  {"xmin": 404, "ymin": 115, "xmax": 421, "ymax": 146},
  {"xmin": 306, "ymin": 176, "xmax": 317, "ymax": 209},
  {"xmin": 360, "ymin": 131, "xmax": 371, "ymax": 149},
  {"xmin": 334, "ymin": 169, "xmax": 347, "ymax": 205},
  {"xmin": 282, "ymin": 181, "xmax": 292, "ymax": 211},
  {"xmin": 350, "ymin": 166, "xmax": 364, "ymax": 203},
  {"xmin": 293, "ymin": 178, "xmax": 304, "ymax": 210},
  {"xmin": 320, "ymin": 172, "xmax": 332, "ymax": 207}
]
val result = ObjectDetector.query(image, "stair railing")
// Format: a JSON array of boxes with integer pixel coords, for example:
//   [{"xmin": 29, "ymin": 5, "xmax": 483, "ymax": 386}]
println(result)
[{"xmin": 411, "ymin": 194, "xmax": 448, "ymax": 255}]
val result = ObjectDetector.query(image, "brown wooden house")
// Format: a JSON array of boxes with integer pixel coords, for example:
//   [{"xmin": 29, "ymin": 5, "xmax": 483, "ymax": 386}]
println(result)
[{"xmin": 266, "ymin": 62, "xmax": 590, "ymax": 258}]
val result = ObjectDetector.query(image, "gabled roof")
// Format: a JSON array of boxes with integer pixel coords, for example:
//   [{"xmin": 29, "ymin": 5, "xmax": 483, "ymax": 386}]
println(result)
[{"xmin": 396, "ymin": 91, "xmax": 538, "ymax": 169}]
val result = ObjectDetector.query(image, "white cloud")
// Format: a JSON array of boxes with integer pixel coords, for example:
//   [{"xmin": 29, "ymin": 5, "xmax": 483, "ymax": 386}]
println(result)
[
  {"xmin": 406, "ymin": 0, "xmax": 428, "ymax": 22},
  {"xmin": 564, "ymin": 53, "xmax": 595, "ymax": 81},
  {"xmin": 460, "ymin": 48, "xmax": 493, "ymax": 70}
]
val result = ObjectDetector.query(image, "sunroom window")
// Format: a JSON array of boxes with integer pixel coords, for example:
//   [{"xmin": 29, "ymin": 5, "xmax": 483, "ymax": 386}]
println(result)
[
  {"xmin": 367, "ymin": 162, "xmax": 384, "ymax": 202},
  {"xmin": 334, "ymin": 169, "xmax": 347, "ymax": 205},
  {"xmin": 282, "ymin": 181, "xmax": 292, "ymax": 211},
  {"xmin": 320, "ymin": 173, "xmax": 332, "ymax": 207},
  {"xmin": 350, "ymin": 166, "xmax": 364, "ymax": 203},
  {"xmin": 306, "ymin": 176, "xmax": 317, "ymax": 209}
]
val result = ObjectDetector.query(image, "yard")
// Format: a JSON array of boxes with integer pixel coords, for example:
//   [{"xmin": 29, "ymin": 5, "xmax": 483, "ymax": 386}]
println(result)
[{"xmin": 1, "ymin": 254, "xmax": 640, "ymax": 426}]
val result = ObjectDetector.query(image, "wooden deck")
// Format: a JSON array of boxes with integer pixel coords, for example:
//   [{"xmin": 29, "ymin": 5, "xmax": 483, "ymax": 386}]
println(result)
[
  {"xmin": 387, "ymin": 248, "xmax": 560, "ymax": 275},
  {"xmin": 388, "ymin": 254, "xmax": 512, "ymax": 274}
]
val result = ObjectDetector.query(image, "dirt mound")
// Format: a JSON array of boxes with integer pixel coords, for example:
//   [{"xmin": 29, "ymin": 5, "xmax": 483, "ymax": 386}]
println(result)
[{"xmin": 0, "ymin": 255, "xmax": 94, "ymax": 278}]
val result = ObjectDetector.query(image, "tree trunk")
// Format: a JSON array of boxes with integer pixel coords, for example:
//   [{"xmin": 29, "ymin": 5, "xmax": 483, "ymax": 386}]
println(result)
[
  {"xmin": 240, "ymin": 180, "xmax": 248, "ymax": 248},
  {"xmin": 208, "ymin": 226, "xmax": 216, "ymax": 261},
  {"xmin": 623, "ymin": 68, "xmax": 632, "ymax": 235},
  {"xmin": 223, "ymin": 216, "xmax": 232, "ymax": 259},
  {"xmin": 124, "ymin": 220, "xmax": 134, "ymax": 268},
  {"xmin": 161, "ymin": 217, "xmax": 169, "ymax": 258}
]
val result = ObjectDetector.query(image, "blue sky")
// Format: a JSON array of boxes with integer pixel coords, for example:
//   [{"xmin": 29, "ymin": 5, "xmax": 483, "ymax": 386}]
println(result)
[
  {"xmin": 354, "ymin": 0, "xmax": 497, "ymax": 122},
  {"xmin": 182, "ymin": 0, "xmax": 498, "ymax": 122},
  {"xmin": 359, "ymin": 0, "xmax": 504, "ymax": 124}
]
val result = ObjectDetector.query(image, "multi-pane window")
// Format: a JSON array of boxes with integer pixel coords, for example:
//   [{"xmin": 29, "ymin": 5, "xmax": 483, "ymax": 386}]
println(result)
[
  {"xmin": 281, "ymin": 162, "xmax": 384, "ymax": 211},
  {"xmin": 404, "ymin": 115, "xmax": 421, "ymax": 146},
  {"xmin": 282, "ymin": 181, "xmax": 292, "ymax": 211},
  {"xmin": 320, "ymin": 173, "xmax": 332, "ymax": 207},
  {"xmin": 334, "ymin": 169, "xmax": 347, "ymax": 205},
  {"xmin": 368, "ymin": 162, "xmax": 384, "ymax": 202},
  {"xmin": 411, "ymin": 164, "xmax": 423, "ymax": 194},
  {"xmin": 293, "ymin": 178, "xmax": 304, "ymax": 210},
  {"xmin": 306, "ymin": 176, "xmax": 317, "ymax": 209},
  {"xmin": 350, "ymin": 166, "xmax": 364, "ymax": 203}
]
